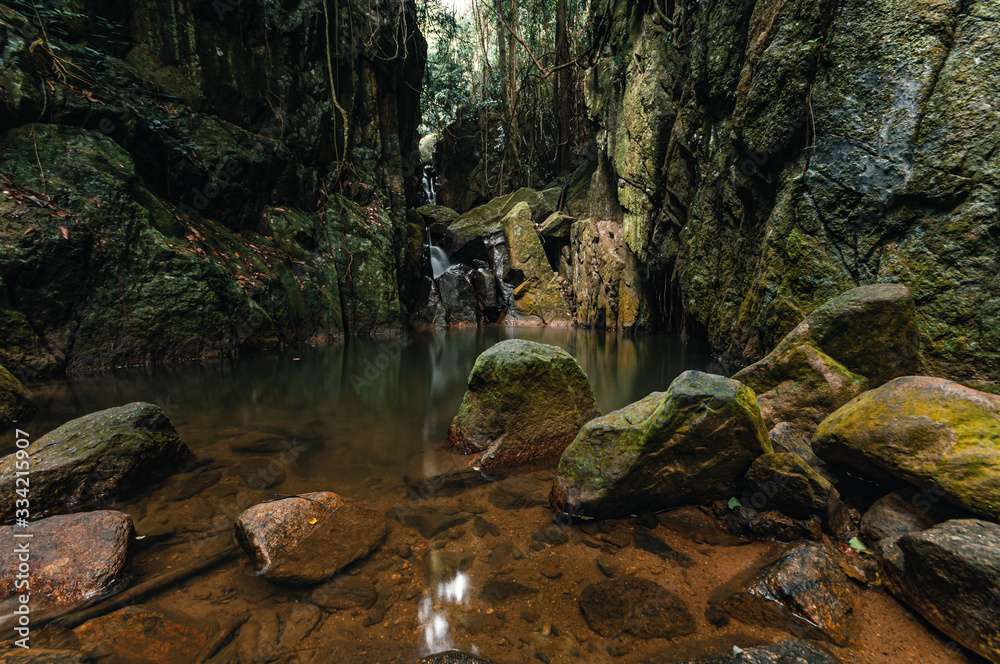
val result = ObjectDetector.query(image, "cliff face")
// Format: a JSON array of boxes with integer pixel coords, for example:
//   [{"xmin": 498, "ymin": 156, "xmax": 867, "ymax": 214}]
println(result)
[
  {"xmin": 0, "ymin": 0, "xmax": 424, "ymax": 375},
  {"xmin": 581, "ymin": 0, "xmax": 999, "ymax": 379}
]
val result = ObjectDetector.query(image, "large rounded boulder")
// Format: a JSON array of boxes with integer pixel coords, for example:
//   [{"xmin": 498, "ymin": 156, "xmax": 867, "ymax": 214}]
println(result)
[
  {"xmin": 447, "ymin": 340, "xmax": 601, "ymax": 470},
  {"xmin": 234, "ymin": 491, "xmax": 385, "ymax": 585},
  {"xmin": 0, "ymin": 403, "xmax": 192, "ymax": 520},
  {"xmin": 552, "ymin": 371, "xmax": 770, "ymax": 518},
  {"xmin": 813, "ymin": 376, "xmax": 1000, "ymax": 521}
]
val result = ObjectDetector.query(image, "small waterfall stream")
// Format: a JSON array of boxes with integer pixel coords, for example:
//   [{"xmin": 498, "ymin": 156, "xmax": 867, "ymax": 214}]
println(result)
[{"xmin": 422, "ymin": 164, "xmax": 438, "ymax": 206}]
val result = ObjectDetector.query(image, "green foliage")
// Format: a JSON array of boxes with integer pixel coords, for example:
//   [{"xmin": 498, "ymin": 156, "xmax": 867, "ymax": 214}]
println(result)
[{"xmin": 417, "ymin": 0, "xmax": 476, "ymax": 134}]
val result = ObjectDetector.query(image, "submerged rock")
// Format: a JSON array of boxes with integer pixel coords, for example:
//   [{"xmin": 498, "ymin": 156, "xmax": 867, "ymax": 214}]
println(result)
[
  {"xmin": 447, "ymin": 340, "xmax": 600, "ymax": 470},
  {"xmin": 0, "ymin": 403, "xmax": 192, "ymax": 520},
  {"xmin": 553, "ymin": 371, "xmax": 769, "ymax": 518},
  {"xmin": 234, "ymin": 491, "xmax": 385, "ymax": 585},
  {"xmin": 74, "ymin": 605, "xmax": 207, "ymax": 664},
  {"xmin": 0, "ymin": 511, "xmax": 134, "ymax": 608},
  {"xmin": 0, "ymin": 365, "xmax": 35, "ymax": 432},
  {"xmin": 707, "ymin": 542, "xmax": 857, "ymax": 645},
  {"xmin": 814, "ymin": 376, "xmax": 1000, "ymax": 521},
  {"xmin": 579, "ymin": 577, "xmax": 695, "ymax": 639},
  {"xmin": 885, "ymin": 519, "xmax": 1000, "ymax": 662}
]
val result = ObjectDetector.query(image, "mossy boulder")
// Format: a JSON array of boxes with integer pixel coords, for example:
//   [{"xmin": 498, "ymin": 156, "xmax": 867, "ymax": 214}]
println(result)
[
  {"xmin": 735, "ymin": 344, "xmax": 868, "ymax": 433},
  {"xmin": 501, "ymin": 203, "xmax": 573, "ymax": 324},
  {"xmin": 444, "ymin": 187, "xmax": 560, "ymax": 255},
  {"xmin": 885, "ymin": 519, "xmax": 1000, "ymax": 662},
  {"xmin": 552, "ymin": 371, "xmax": 770, "ymax": 519},
  {"xmin": 447, "ymin": 340, "xmax": 600, "ymax": 470},
  {"xmin": 0, "ymin": 364, "xmax": 34, "ymax": 431},
  {"xmin": 0, "ymin": 403, "xmax": 192, "ymax": 520},
  {"xmin": 416, "ymin": 205, "xmax": 460, "ymax": 235},
  {"xmin": 814, "ymin": 377, "xmax": 1000, "ymax": 521}
]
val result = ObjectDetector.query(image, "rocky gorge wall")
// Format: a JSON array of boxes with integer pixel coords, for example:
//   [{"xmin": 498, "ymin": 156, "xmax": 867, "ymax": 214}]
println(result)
[
  {"xmin": 0, "ymin": 0, "xmax": 425, "ymax": 376},
  {"xmin": 578, "ymin": 0, "xmax": 999, "ymax": 379}
]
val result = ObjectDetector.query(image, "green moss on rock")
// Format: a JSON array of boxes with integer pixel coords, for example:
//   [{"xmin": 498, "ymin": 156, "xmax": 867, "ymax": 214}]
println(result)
[
  {"xmin": 814, "ymin": 376, "xmax": 1000, "ymax": 521},
  {"xmin": 552, "ymin": 370, "xmax": 771, "ymax": 519},
  {"xmin": 447, "ymin": 339, "xmax": 601, "ymax": 470}
]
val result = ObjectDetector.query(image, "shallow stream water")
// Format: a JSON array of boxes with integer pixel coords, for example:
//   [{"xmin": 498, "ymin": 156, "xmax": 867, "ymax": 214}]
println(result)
[{"xmin": 16, "ymin": 327, "xmax": 975, "ymax": 663}]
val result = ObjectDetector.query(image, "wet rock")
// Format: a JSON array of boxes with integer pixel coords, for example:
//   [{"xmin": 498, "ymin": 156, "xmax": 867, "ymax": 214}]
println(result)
[
  {"xmin": 235, "ymin": 456, "xmax": 287, "ymax": 490},
  {"xmin": 501, "ymin": 202, "xmax": 573, "ymax": 324},
  {"xmin": 553, "ymin": 371, "xmax": 770, "ymax": 519},
  {"xmin": 595, "ymin": 553, "xmax": 622, "ymax": 578},
  {"xmin": 0, "ymin": 364, "xmax": 35, "ymax": 432},
  {"xmin": 225, "ymin": 431, "xmax": 287, "ymax": 453},
  {"xmin": 234, "ymin": 491, "xmax": 385, "ymax": 585},
  {"xmin": 814, "ymin": 376, "xmax": 1000, "ymax": 521},
  {"xmin": 0, "ymin": 403, "xmax": 192, "ymax": 520},
  {"xmin": 0, "ymin": 511, "xmax": 133, "ymax": 608},
  {"xmin": 448, "ymin": 340, "xmax": 601, "ymax": 470},
  {"xmin": 579, "ymin": 577, "xmax": 696, "ymax": 639},
  {"xmin": 438, "ymin": 267, "xmax": 480, "ymax": 325},
  {"xmin": 74, "ymin": 606, "xmax": 207, "ymax": 664},
  {"xmin": 654, "ymin": 639, "xmax": 837, "ymax": 663},
  {"xmin": 311, "ymin": 575, "xmax": 378, "ymax": 610},
  {"xmin": 734, "ymin": 343, "xmax": 868, "ymax": 433},
  {"xmin": 859, "ymin": 490, "xmax": 935, "ymax": 568},
  {"xmin": 657, "ymin": 507, "xmax": 745, "ymax": 546},
  {"xmin": 427, "ymin": 549, "xmax": 477, "ymax": 580},
  {"xmin": 389, "ymin": 504, "xmax": 472, "ymax": 539},
  {"xmin": 633, "ymin": 528, "xmax": 695, "ymax": 568},
  {"xmin": 724, "ymin": 506, "xmax": 821, "ymax": 543},
  {"xmin": 707, "ymin": 542, "xmax": 857, "ymax": 645},
  {"xmin": 417, "ymin": 651, "xmax": 499, "ymax": 664},
  {"xmin": 744, "ymin": 453, "xmax": 851, "ymax": 538},
  {"xmin": 471, "ymin": 268, "xmax": 501, "ymax": 316},
  {"xmin": 159, "ymin": 469, "xmax": 222, "ymax": 501},
  {"xmin": 884, "ymin": 519, "xmax": 1000, "ymax": 662},
  {"xmin": 488, "ymin": 476, "xmax": 551, "ymax": 510},
  {"xmin": 480, "ymin": 579, "xmax": 538, "ymax": 603}
]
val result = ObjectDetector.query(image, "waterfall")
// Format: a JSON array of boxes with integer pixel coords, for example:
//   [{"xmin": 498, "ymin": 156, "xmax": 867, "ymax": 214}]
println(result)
[
  {"xmin": 429, "ymin": 245, "xmax": 453, "ymax": 280},
  {"xmin": 422, "ymin": 164, "xmax": 438, "ymax": 206}
]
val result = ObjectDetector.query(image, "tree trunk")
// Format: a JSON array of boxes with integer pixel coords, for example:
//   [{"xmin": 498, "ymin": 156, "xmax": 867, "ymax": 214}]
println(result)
[{"xmin": 554, "ymin": 0, "xmax": 571, "ymax": 176}]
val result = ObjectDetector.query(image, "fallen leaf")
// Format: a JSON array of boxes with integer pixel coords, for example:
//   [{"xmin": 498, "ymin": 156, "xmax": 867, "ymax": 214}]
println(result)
[
  {"xmin": 59, "ymin": 226, "xmax": 69, "ymax": 239},
  {"xmin": 93, "ymin": 198, "xmax": 101, "ymax": 208}
]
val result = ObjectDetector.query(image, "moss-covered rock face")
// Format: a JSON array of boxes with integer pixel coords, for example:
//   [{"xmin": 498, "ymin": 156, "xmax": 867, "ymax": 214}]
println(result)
[
  {"xmin": 814, "ymin": 377, "xmax": 1000, "ymax": 521},
  {"xmin": 444, "ymin": 188, "xmax": 560, "ymax": 256},
  {"xmin": 552, "ymin": 370, "xmax": 770, "ymax": 519},
  {"xmin": 0, "ymin": 402, "xmax": 192, "ymax": 520},
  {"xmin": 585, "ymin": 0, "xmax": 1000, "ymax": 379},
  {"xmin": 0, "ymin": 364, "xmax": 34, "ymax": 431},
  {"xmin": 447, "ymin": 340, "xmax": 601, "ymax": 470},
  {"xmin": 886, "ymin": 520, "xmax": 1000, "ymax": 662},
  {"xmin": 0, "ymin": 0, "xmax": 425, "ymax": 373}
]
